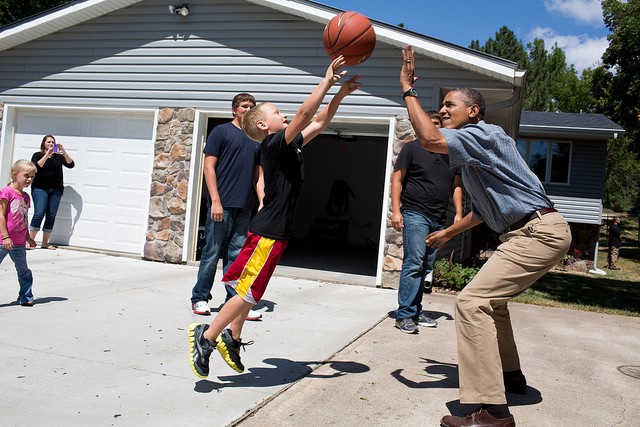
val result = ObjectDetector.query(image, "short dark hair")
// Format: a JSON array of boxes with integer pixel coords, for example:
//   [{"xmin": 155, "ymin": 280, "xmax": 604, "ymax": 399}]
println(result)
[
  {"xmin": 425, "ymin": 110, "xmax": 442, "ymax": 126},
  {"xmin": 232, "ymin": 93, "xmax": 256, "ymax": 109},
  {"xmin": 451, "ymin": 87, "xmax": 485, "ymax": 119}
]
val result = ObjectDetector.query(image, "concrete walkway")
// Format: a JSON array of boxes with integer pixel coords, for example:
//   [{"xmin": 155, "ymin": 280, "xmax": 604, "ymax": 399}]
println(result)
[{"xmin": 1, "ymin": 248, "xmax": 639, "ymax": 426}]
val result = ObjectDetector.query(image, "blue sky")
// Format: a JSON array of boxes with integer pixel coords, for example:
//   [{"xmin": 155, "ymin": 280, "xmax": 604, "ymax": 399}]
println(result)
[{"xmin": 320, "ymin": 0, "xmax": 610, "ymax": 73}]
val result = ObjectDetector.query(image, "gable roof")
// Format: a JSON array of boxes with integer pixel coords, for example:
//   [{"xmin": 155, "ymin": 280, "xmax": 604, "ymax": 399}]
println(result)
[
  {"xmin": 0, "ymin": 0, "xmax": 525, "ymax": 87},
  {"xmin": 519, "ymin": 111, "xmax": 625, "ymax": 140},
  {"xmin": 0, "ymin": 0, "xmax": 140, "ymax": 49}
]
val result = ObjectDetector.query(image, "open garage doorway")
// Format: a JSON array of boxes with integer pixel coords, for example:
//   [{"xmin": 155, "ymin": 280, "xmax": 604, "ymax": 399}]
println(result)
[
  {"xmin": 278, "ymin": 133, "xmax": 388, "ymax": 277},
  {"xmin": 194, "ymin": 119, "xmax": 389, "ymax": 279}
]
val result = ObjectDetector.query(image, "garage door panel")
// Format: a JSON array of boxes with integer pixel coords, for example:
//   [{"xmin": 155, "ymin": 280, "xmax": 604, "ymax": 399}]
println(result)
[
  {"xmin": 118, "ymin": 188, "xmax": 149, "ymax": 210},
  {"xmin": 121, "ymin": 153, "xmax": 153, "ymax": 172},
  {"xmin": 84, "ymin": 151, "xmax": 114, "ymax": 172},
  {"xmin": 13, "ymin": 109, "xmax": 155, "ymax": 254},
  {"xmin": 114, "ymin": 222, "xmax": 146, "ymax": 245}
]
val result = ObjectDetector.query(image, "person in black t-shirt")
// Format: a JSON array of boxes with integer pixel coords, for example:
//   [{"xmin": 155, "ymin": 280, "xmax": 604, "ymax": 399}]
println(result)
[
  {"xmin": 189, "ymin": 93, "xmax": 264, "ymax": 320},
  {"xmin": 29, "ymin": 135, "xmax": 75, "ymax": 250},
  {"xmin": 391, "ymin": 111, "xmax": 462, "ymax": 334},
  {"xmin": 188, "ymin": 56, "xmax": 361, "ymax": 378}
]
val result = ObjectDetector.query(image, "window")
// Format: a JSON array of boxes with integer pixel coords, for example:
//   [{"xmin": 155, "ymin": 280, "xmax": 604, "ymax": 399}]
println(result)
[{"xmin": 516, "ymin": 139, "xmax": 571, "ymax": 184}]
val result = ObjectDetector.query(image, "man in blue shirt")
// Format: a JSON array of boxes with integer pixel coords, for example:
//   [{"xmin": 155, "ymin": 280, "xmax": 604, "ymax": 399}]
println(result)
[{"xmin": 400, "ymin": 45, "xmax": 572, "ymax": 427}]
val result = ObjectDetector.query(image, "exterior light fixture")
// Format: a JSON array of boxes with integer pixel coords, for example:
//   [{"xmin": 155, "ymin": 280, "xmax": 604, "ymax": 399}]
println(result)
[{"xmin": 169, "ymin": 4, "xmax": 189, "ymax": 16}]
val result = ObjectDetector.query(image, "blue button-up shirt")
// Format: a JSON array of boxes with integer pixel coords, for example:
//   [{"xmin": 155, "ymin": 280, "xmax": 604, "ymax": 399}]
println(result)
[{"xmin": 440, "ymin": 121, "xmax": 553, "ymax": 233}]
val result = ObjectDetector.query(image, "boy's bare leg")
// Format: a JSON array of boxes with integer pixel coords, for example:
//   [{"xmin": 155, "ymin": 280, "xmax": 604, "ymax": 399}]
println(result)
[
  {"xmin": 203, "ymin": 294, "xmax": 252, "ymax": 342},
  {"xmin": 230, "ymin": 302, "xmax": 252, "ymax": 340}
]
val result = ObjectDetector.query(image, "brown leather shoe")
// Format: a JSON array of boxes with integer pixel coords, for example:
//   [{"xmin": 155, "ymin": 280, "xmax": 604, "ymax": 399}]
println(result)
[
  {"xmin": 503, "ymin": 370, "xmax": 527, "ymax": 394},
  {"xmin": 440, "ymin": 409, "xmax": 515, "ymax": 427}
]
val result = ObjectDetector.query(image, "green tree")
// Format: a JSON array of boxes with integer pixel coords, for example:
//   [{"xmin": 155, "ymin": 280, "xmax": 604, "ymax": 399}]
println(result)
[
  {"xmin": 471, "ymin": 28, "xmax": 592, "ymax": 114},
  {"xmin": 604, "ymin": 137, "xmax": 640, "ymax": 212},
  {"xmin": 470, "ymin": 26, "xmax": 529, "ymax": 69},
  {"xmin": 0, "ymin": 0, "xmax": 69, "ymax": 26},
  {"xmin": 523, "ymin": 38, "xmax": 550, "ymax": 111},
  {"xmin": 599, "ymin": 0, "xmax": 640, "ymax": 152},
  {"xmin": 595, "ymin": 0, "xmax": 640, "ymax": 212},
  {"xmin": 551, "ymin": 66, "xmax": 596, "ymax": 113}
]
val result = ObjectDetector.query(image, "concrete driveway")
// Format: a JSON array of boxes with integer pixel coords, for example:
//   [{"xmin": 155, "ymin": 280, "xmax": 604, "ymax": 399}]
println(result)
[{"xmin": 1, "ymin": 248, "xmax": 639, "ymax": 427}]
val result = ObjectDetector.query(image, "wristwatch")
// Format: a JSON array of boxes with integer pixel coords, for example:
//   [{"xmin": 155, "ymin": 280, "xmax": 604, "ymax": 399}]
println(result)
[{"xmin": 402, "ymin": 88, "xmax": 418, "ymax": 99}]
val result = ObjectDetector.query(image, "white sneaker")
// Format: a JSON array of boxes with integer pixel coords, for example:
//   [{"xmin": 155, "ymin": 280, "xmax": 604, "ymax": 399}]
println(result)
[
  {"xmin": 245, "ymin": 309, "xmax": 262, "ymax": 321},
  {"xmin": 192, "ymin": 301, "xmax": 211, "ymax": 315}
]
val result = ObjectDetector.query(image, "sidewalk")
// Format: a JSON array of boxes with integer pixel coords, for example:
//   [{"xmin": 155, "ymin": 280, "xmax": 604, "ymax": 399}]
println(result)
[{"xmin": 1, "ymin": 249, "xmax": 639, "ymax": 427}]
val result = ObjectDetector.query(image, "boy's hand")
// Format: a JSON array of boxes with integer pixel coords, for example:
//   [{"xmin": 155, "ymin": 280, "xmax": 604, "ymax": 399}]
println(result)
[
  {"xmin": 326, "ymin": 55, "xmax": 348, "ymax": 85},
  {"xmin": 338, "ymin": 75, "xmax": 362, "ymax": 96}
]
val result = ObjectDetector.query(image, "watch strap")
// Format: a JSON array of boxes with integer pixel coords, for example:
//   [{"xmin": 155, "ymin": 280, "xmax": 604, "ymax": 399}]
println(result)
[{"xmin": 403, "ymin": 88, "xmax": 418, "ymax": 99}]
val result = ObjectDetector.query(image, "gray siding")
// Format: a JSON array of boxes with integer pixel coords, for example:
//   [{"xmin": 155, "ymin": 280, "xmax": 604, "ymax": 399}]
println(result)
[
  {"xmin": 0, "ymin": 0, "xmax": 512, "ymax": 118},
  {"xmin": 544, "ymin": 139, "xmax": 606, "ymax": 199},
  {"xmin": 542, "ymin": 139, "xmax": 606, "ymax": 224},
  {"xmin": 548, "ymin": 196, "xmax": 602, "ymax": 224}
]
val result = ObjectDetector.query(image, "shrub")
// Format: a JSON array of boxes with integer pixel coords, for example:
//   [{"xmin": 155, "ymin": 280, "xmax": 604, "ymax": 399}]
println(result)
[{"xmin": 432, "ymin": 257, "xmax": 480, "ymax": 291}]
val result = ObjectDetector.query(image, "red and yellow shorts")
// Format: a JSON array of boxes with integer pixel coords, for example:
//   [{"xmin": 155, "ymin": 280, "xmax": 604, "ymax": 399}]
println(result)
[{"xmin": 221, "ymin": 232, "xmax": 288, "ymax": 305}]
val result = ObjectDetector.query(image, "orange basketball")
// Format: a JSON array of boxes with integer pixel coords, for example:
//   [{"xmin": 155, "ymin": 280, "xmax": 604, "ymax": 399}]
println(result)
[{"xmin": 323, "ymin": 11, "xmax": 376, "ymax": 66}]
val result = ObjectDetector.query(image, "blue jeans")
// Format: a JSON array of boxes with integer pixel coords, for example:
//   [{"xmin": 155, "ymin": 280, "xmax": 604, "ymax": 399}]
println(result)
[
  {"xmin": 30, "ymin": 187, "xmax": 63, "ymax": 233},
  {"xmin": 191, "ymin": 206, "xmax": 251, "ymax": 304},
  {"xmin": 0, "ymin": 246, "xmax": 34, "ymax": 304},
  {"xmin": 396, "ymin": 210, "xmax": 443, "ymax": 320}
]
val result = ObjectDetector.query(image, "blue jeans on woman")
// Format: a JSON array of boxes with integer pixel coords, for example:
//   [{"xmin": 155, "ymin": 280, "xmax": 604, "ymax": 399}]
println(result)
[
  {"xmin": 0, "ymin": 246, "xmax": 34, "ymax": 304},
  {"xmin": 30, "ymin": 187, "xmax": 63, "ymax": 233},
  {"xmin": 191, "ymin": 206, "xmax": 252, "ymax": 305},
  {"xmin": 396, "ymin": 210, "xmax": 443, "ymax": 320}
]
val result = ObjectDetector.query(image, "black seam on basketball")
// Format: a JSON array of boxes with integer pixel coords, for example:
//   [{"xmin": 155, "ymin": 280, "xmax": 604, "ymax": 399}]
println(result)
[{"xmin": 326, "ymin": 25, "xmax": 372, "ymax": 52}]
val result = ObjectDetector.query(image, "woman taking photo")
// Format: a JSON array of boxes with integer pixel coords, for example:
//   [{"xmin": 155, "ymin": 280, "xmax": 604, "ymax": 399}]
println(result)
[{"xmin": 29, "ymin": 134, "xmax": 75, "ymax": 249}]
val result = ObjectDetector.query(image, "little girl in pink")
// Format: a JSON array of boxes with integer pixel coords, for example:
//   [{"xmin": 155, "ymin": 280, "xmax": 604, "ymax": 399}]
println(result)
[{"xmin": 1, "ymin": 160, "xmax": 38, "ymax": 306}]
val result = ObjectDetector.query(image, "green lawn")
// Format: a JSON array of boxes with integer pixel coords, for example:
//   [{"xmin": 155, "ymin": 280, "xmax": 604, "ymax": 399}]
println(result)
[{"xmin": 513, "ymin": 214, "xmax": 640, "ymax": 317}]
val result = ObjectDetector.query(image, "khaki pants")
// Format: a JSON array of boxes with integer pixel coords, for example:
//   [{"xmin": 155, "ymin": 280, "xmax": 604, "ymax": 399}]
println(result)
[
  {"xmin": 608, "ymin": 246, "xmax": 619, "ymax": 268},
  {"xmin": 455, "ymin": 212, "xmax": 571, "ymax": 404}
]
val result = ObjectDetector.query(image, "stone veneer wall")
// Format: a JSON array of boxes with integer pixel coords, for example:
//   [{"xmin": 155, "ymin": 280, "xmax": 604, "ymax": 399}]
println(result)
[
  {"xmin": 380, "ymin": 115, "xmax": 416, "ymax": 288},
  {"xmin": 143, "ymin": 107, "xmax": 194, "ymax": 263}
]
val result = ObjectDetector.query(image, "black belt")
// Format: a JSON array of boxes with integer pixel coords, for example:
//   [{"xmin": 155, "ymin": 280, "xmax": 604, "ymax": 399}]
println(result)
[{"xmin": 505, "ymin": 208, "xmax": 557, "ymax": 232}]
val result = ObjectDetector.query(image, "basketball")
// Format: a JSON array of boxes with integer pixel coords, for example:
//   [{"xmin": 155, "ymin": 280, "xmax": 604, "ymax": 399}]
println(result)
[{"xmin": 323, "ymin": 11, "xmax": 376, "ymax": 66}]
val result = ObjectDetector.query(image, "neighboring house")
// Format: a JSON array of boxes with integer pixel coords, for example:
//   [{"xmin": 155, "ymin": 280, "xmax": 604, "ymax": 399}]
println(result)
[
  {"xmin": 516, "ymin": 111, "xmax": 624, "ymax": 258},
  {"xmin": 0, "ymin": 0, "xmax": 526, "ymax": 288}
]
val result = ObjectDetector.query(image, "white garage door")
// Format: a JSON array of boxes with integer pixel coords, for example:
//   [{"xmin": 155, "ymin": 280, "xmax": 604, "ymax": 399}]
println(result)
[{"xmin": 12, "ymin": 109, "xmax": 155, "ymax": 254}]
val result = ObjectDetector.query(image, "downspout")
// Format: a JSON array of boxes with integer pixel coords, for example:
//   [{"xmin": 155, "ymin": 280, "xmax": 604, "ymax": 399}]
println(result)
[
  {"xmin": 485, "ymin": 86, "xmax": 523, "ymax": 137},
  {"xmin": 590, "ymin": 132, "xmax": 619, "ymax": 276}
]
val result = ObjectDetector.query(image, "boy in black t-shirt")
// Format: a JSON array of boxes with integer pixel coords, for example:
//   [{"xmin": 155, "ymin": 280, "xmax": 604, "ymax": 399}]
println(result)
[{"xmin": 188, "ymin": 56, "xmax": 361, "ymax": 378}]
